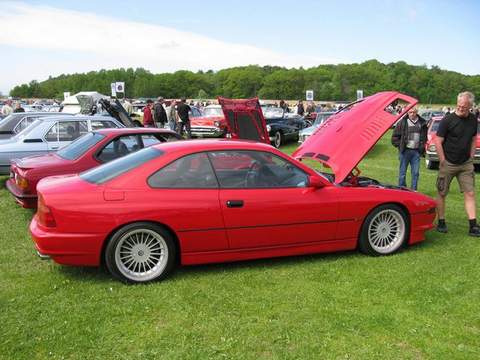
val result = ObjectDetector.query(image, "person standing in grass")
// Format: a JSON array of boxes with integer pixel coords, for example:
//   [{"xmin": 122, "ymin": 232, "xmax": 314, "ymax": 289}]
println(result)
[
  {"xmin": 434, "ymin": 91, "xmax": 480, "ymax": 236},
  {"xmin": 176, "ymin": 98, "xmax": 191, "ymax": 138},
  {"xmin": 143, "ymin": 99, "xmax": 155, "ymax": 128},
  {"xmin": 391, "ymin": 107, "xmax": 428, "ymax": 190}
]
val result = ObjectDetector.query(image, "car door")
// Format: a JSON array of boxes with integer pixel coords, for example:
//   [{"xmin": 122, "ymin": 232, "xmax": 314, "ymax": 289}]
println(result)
[
  {"xmin": 209, "ymin": 150, "xmax": 339, "ymax": 249},
  {"xmin": 147, "ymin": 152, "xmax": 228, "ymax": 253},
  {"xmin": 45, "ymin": 120, "xmax": 88, "ymax": 152}
]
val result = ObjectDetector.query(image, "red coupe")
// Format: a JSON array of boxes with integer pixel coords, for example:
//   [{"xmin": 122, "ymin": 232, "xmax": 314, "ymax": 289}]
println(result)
[
  {"xmin": 30, "ymin": 92, "xmax": 436, "ymax": 283},
  {"xmin": 7, "ymin": 128, "xmax": 180, "ymax": 208}
]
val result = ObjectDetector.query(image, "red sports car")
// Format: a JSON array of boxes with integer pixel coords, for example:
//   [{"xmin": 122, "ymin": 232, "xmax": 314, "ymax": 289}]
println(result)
[
  {"xmin": 7, "ymin": 128, "xmax": 180, "ymax": 208},
  {"xmin": 30, "ymin": 92, "xmax": 436, "ymax": 283}
]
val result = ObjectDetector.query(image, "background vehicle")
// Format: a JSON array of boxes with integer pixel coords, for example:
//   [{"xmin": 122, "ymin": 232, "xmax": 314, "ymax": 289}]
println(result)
[
  {"xmin": 190, "ymin": 105, "xmax": 226, "ymax": 137},
  {"xmin": 0, "ymin": 112, "xmax": 73, "ymax": 140},
  {"xmin": 298, "ymin": 112, "xmax": 335, "ymax": 143},
  {"xmin": 7, "ymin": 128, "xmax": 180, "ymax": 208},
  {"xmin": 263, "ymin": 107, "xmax": 308, "ymax": 148},
  {"xmin": 0, "ymin": 116, "xmax": 123, "ymax": 174}
]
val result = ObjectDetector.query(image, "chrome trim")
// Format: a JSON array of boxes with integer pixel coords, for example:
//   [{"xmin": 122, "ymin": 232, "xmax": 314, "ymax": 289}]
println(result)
[{"xmin": 36, "ymin": 250, "xmax": 51, "ymax": 260}]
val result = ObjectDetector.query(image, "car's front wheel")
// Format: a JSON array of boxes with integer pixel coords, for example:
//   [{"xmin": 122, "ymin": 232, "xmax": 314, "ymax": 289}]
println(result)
[
  {"xmin": 105, "ymin": 222, "xmax": 176, "ymax": 283},
  {"xmin": 273, "ymin": 131, "xmax": 283, "ymax": 148},
  {"xmin": 359, "ymin": 204, "xmax": 408, "ymax": 256}
]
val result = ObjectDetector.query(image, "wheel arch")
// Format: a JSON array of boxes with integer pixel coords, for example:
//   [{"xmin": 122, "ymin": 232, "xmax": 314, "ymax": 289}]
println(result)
[
  {"xmin": 99, "ymin": 220, "xmax": 181, "ymax": 267},
  {"xmin": 357, "ymin": 201, "xmax": 411, "ymax": 247}
]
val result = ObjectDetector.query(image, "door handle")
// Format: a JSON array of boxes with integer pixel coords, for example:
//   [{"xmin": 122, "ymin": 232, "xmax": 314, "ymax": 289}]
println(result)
[{"xmin": 226, "ymin": 200, "xmax": 244, "ymax": 208}]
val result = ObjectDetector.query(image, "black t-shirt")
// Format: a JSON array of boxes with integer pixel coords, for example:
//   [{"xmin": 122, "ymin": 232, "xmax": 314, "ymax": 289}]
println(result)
[
  {"xmin": 176, "ymin": 103, "xmax": 191, "ymax": 122},
  {"xmin": 436, "ymin": 112, "xmax": 477, "ymax": 164}
]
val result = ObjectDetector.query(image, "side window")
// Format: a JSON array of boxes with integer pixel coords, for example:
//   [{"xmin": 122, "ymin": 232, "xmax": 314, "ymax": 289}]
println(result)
[
  {"xmin": 46, "ymin": 121, "xmax": 88, "ymax": 142},
  {"xmin": 45, "ymin": 122, "xmax": 59, "ymax": 142},
  {"xmin": 141, "ymin": 134, "xmax": 162, "ymax": 147},
  {"xmin": 91, "ymin": 120, "xmax": 116, "ymax": 130},
  {"xmin": 208, "ymin": 150, "xmax": 308, "ymax": 188},
  {"xmin": 14, "ymin": 116, "xmax": 38, "ymax": 133},
  {"xmin": 148, "ymin": 152, "xmax": 218, "ymax": 188},
  {"xmin": 97, "ymin": 135, "xmax": 140, "ymax": 163}
]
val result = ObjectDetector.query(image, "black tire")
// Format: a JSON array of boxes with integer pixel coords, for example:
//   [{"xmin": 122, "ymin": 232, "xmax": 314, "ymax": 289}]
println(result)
[
  {"xmin": 273, "ymin": 131, "xmax": 283, "ymax": 148},
  {"xmin": 105, "ymin": 222, "xmax": 176, "ymax": 284},
  {"xmin": 358, "ymin": 204, "xmax": 409, "ymax": 256},
  {"xmin": 426, "ymin": 159, "xmax": 438, "ymax": 170}
]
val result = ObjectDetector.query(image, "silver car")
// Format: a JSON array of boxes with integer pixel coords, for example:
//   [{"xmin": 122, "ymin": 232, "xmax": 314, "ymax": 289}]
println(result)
[
  {"xmin": 0, "ymin": 112, "xmax": 73, "ymax": 140},
  {"xmin": 0, "ymin": 115, "xmax": 123, "ymax": 174},
  {"xmin": 298, "ymin": 112, "xmax": 335, "ymax": 143}
]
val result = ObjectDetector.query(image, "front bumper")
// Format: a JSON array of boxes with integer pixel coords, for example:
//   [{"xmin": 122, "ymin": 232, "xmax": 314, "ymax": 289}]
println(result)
[
  {"xmin": 191, "ymin": 126, "xmax": 225, "ymax": 138},
  {"xmin": 426, "ymin": 150, "xmax": 480, "ymax": 164}
]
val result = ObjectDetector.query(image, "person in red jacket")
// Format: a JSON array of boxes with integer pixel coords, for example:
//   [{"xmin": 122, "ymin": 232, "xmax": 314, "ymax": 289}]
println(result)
[{"xmin": 143, "ymin": 99, "xmax": 156, "ymax": 127}]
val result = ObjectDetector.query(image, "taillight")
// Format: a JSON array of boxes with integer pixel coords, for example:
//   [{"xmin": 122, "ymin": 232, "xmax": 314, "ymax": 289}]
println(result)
[
  {"xmin": 16, "ymin": 174, "xmax": 29, "ymax": 191},
  {"xmin": 37, "ymin": 194, "xmax": 56, "ymax": 228}
]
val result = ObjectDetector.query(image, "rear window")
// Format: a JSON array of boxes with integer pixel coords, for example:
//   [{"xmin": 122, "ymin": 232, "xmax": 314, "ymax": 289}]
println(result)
[
  {"xmin": 80, "ymin": 147, "xmax": 163, "ymax": 184},
  {"xmin": 57, "ymin": 132, "xmax": 106, "ymax": 160}
]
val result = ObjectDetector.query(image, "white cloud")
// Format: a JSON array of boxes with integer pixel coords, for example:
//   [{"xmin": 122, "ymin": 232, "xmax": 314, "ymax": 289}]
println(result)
[{"xmin": 0, "ymin": 2, "xmax": 344, "ymax": 93}]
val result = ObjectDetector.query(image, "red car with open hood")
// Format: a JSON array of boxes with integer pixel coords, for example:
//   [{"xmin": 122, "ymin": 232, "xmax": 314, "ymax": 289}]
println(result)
[{"xmin": 30, "ymin": 92, "xmax": 436, "ymax": 283}]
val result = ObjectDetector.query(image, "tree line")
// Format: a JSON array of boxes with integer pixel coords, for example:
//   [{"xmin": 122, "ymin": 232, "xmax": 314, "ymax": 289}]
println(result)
[{"xmin": 9, "ymin": 60, "xmax": 480, "ymax": 104}]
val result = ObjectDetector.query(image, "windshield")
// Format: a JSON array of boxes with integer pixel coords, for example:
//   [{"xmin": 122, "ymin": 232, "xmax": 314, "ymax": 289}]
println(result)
[
  {"xmin": 80, "ymin": 147, "xmax": 164, "ymax": 184},
  {"xmin": 263, "ymin": 107, "xmax": 284, "ymax": 119},
  {"xmin": 57, "ymin": 132, "xmax": 106, "ymax": 160},
  {"xmin": 314, "ymin": 113, "xmax": 333, "ymax": 126},
  {"xmin": 203, "ymin": 107, "xmax": 223, "ymax": 117}
]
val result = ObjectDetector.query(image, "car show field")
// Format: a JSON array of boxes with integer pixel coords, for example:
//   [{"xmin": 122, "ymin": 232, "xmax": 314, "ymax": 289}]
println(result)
[{"xmin": 1, "ymin": 133, "xmax": 479, "ymax": 359}]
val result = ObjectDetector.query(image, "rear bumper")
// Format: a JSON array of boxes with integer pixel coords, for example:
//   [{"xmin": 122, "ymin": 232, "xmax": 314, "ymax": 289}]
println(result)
[
  {"xmin": 30, "ymin": 215, "xmax": 104, "ymax": 267},
  {"xmin": 6, "ymin": 178, "xmax": 37, "ymax": 208}
]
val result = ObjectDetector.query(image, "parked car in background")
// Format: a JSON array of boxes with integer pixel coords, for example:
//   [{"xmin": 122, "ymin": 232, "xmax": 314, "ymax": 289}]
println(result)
[
  {"xmin": 0, "ymin": 116, "xmax": 123, "ymax": 174},
  {"xmin": 425, "ymin": 116, "xmax": 480, "ymax": 169},
  {"xmin": 7, "ymin": 128, "xmax": 181, "ymax": 208},
  {"xmin": 0, "ymin": 112, "xmax": 73, "ymax": 140},
  {"xmin": 190, "ymin": 105, "xmax": 226, "ymax": 137},
  {"xmin": 298, "ymin": 112, "xmax": 335, "ymax": 143},
  {"xmin": 420, "ymin": 109, "xmax": 445, "ymax": 123},
  {"xmin": 263, "ymin": 107, "xmax": 308, "ymax": 148},
  {"xmin": 30, "ymin": 92, "xmax": 436, "ymax": 283}
]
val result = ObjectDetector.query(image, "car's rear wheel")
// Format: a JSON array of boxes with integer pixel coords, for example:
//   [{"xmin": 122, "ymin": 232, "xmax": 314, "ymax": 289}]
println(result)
[
  {"xmin": 105, "ymin": 222, "xmax": 176, "ymax": 283},
  {"xmin": 426, "ymin": 159, "xmax": 439, "ymax": 170},
  {"xmin": 359, "ymin": 204, "xmax": 408, "ymax": 256},
  {"xmin": 273, "ymin": 131, "xmax": 283, "ymax": 148}
]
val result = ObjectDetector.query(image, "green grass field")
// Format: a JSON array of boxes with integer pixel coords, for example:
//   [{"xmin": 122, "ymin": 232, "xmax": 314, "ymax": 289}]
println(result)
[{"xmin": 1, "ymin": 132, "xmax": 479, "ymax": 359}]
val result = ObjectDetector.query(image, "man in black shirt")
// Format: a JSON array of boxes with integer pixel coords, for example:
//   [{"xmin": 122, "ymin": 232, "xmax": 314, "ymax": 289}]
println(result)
[
  {"xmin": 154, "ymin": 97, "xmax": 167, "ymax": 128},
  {"xmin": 176, "ymin": 98, "xmax": 191, "ymax": 138},
  {"xmin": 434, "ymin": 91, "xmax": 479, "ymax": 236}
]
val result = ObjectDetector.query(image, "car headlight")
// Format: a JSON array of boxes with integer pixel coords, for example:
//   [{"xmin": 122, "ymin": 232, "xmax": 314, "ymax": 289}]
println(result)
[
  {"xmin": 266, "ymin": 125, "xmax": 271, "ymax": 132},
  {"xmin": 214, "ymin": 121, "xmax": 220, "ymax": 127},
  {"xmin": 428, "ymin": 144, "xmax": 436, "ymax": 152}
]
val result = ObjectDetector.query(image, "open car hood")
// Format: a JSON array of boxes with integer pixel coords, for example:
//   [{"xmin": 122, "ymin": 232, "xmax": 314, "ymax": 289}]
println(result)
[
  {"xmin": 218, "ymin": 97, "xmax": 269, "ymax": 143},
  {"xmin": 98, "ymin": 99, "xmax": 135, "ymax": 127},
  {"xmin": 292, "ymin": 91, "xmax": 418, "ymax": 183}
]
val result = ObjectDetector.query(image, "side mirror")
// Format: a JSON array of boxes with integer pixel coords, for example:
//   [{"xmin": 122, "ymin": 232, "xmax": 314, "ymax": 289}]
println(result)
[{"xmin": 309, "ymin": 175, "xmax": 324, "ymax": 188}]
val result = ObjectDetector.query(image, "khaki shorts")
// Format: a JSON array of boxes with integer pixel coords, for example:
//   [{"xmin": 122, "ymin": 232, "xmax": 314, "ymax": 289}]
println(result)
[{"xmin": 437, "ymin": 159, "xmax": 475, "ymax": 196}]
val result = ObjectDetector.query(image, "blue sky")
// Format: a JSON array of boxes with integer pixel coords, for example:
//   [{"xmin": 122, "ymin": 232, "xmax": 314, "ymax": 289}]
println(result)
[{"xmin": 0, "ymin": 0, "xmax": 478, "ymax": 94}]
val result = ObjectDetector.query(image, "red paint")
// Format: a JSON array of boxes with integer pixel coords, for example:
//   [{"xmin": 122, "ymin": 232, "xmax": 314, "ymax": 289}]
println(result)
[{"xmin": 30, "ymin": 139, "xmax": 436, "ymax": 271}]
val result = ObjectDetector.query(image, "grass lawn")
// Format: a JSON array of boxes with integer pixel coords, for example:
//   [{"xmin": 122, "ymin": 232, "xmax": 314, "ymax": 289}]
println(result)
[{"xmin": 1, "ymin": 132, "xmax": 479, "ymax": 359}]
